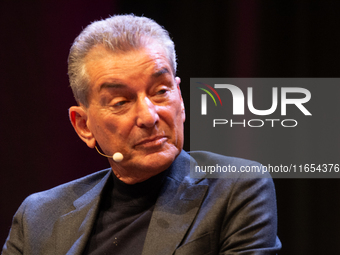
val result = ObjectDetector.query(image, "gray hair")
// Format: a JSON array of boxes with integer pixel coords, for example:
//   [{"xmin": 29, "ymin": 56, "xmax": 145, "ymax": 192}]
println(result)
[{"xmin": 68, "ymin": 14, "xmax": 177, "ymax": 107}]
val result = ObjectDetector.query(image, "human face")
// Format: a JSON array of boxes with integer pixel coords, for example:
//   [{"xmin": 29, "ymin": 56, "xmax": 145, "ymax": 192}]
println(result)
[{"xmin": 75, "ymin": 44, "xmax": 185, "ymax": 183}]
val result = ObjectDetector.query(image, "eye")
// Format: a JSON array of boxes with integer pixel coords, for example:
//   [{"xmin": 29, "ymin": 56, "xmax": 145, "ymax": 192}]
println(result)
[
  {"xmin": 109, "ymin": 99, "xmax": 131, "ymax": 114},
  {"xmin": 156, "ymin": 89, "xmax": 168, "ymax": 95},
  {"xmin": 114, "ymin": 100, "xmax": 127, "ymax": 107},
  {"xmin": 155, "ymin": 84, "xmax": 172, "ymax": 95},
  {"xmin": 110, "ymin": 97, "xmax": 130, "ymax": 109}
]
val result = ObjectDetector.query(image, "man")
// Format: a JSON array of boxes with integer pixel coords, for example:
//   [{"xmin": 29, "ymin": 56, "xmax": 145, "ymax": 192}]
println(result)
[{"xmin": 2, "ymin": 15, "xmax": 281, "ymax": 254}]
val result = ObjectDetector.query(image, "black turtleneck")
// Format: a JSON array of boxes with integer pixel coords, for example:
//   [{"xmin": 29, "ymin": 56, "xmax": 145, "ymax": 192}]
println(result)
[{"xmin": 82, "ymin": 170, "xmax": 168, "ymax": 255}]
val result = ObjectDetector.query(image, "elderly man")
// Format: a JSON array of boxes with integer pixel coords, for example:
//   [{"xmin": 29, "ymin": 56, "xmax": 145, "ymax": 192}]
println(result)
[{"xmin": 2, "ymin": 15, "xmax": 281, "ymax": 254}]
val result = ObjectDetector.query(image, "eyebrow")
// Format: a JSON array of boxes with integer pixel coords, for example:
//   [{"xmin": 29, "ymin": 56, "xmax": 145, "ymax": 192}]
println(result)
[
  {"xmin": 152, "ymin": 67, "xmax": 171, "ymax": 78},
  {"xmin": 99, "ymin": 83, "xmax": 126, "ymax": 91},
  {"xmin": 98, "ymin": 68, "xmax": 171, "ymax": 91}
]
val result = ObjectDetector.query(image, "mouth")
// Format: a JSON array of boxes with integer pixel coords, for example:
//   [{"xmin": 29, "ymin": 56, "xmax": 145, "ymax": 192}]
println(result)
[{"xmin": 134, "ymin": 135, "xmax": 168, "ymax": 149}]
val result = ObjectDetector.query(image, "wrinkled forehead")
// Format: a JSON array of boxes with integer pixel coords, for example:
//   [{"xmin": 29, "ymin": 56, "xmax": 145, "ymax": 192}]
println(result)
[{"xmin": 83, "ymin": 44, "xmax": 175, "ymax": 99}]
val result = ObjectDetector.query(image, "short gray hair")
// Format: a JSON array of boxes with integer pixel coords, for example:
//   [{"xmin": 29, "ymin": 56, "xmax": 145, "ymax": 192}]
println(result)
[{"xmin": 68, "ymin": 14, "xmax": 177, "ymax": 106}]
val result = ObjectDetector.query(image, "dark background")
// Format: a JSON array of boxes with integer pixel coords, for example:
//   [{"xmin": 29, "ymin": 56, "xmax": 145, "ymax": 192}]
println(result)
[{"xmin": 1, "ymin": 1, "xmax": 339, "ymax": 254}]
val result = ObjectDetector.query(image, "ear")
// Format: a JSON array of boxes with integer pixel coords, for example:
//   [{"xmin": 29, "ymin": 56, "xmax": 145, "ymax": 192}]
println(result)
[
  {"xmin": 175, "ymin": 77, "xmax": 186, "ymax": 122},
  {"xmin": 69, "ymin": 106, "xmax": 96, "ymax": 148}
]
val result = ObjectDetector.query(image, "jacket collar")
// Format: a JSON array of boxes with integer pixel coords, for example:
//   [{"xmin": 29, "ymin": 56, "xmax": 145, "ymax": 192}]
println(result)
[
  {"xmin": 142, "ymin": 150, "xmax": 208, "ymax": 255},
  {"xmin": 54, "ymin": 150, "xmax": 206, "ymax": 255},
  {"xmin": 54, "ymin": 169, "xmax": 112, "ymax": 255}
]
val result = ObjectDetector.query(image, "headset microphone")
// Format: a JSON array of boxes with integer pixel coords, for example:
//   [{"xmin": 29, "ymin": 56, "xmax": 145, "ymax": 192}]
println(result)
[{"xmin": 95, "ymin": 146, "xmax": 124, "ymax": 162}]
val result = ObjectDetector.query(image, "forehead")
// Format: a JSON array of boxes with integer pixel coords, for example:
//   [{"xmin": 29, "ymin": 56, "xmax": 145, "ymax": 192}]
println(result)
[{"xmin": 83, "ymin": 44, "xmax": 175, "ymax": 102}]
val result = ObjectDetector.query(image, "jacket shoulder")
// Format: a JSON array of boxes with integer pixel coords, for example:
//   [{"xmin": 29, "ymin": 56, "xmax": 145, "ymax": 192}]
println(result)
[
  {"xmin": 22, "ymin": 168, "xmax": 111, "ymax": 215},
  {"xmin": 2, "ymin": 169, "xmax": 112, "ymax": 255}
]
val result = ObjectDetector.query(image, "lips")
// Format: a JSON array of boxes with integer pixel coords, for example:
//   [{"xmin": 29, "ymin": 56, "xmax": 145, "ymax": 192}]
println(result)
[{"xmin": 134, "ymin": 135, "xmax": 167, "ymax": 148}]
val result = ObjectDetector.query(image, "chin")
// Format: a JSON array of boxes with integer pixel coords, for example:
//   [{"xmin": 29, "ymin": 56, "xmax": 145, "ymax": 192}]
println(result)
[{"xmin": 142, "ymin": 149, "xmax": 180, "ymax": 171}]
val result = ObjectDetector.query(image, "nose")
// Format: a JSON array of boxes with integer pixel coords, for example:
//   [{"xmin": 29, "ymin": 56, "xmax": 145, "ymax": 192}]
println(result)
[{"xmin": 136, "ymin": 96, "xmax": 159, "ymax": 128}]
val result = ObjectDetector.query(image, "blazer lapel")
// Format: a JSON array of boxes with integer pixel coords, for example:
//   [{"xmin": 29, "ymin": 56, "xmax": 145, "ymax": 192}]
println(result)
[
  {"xmin": 142, "ymin": 151, "xmax": 208, "ymax": 255},
  {"xmin": 54, "ymin": 170, "xmax": 112, "ymax": 255}
]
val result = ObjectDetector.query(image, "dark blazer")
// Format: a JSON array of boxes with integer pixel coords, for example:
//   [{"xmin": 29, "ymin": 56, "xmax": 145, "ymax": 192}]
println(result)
[{"xmin": 2, "ymin": 151, "xmax": 281, "ymax": 254}]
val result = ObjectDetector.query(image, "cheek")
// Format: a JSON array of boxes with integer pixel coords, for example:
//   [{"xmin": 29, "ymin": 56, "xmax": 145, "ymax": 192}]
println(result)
[
  {"xmin": 161, "ymin": 103, "xmax": 185, "ymax": 131},
  {"xmin": 87, "ymin": 110, "xmax": 117, "ymax": 138},
  {"xmin": 102, "ymin": 113, "xmax": 136, "ymax": 140}
]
